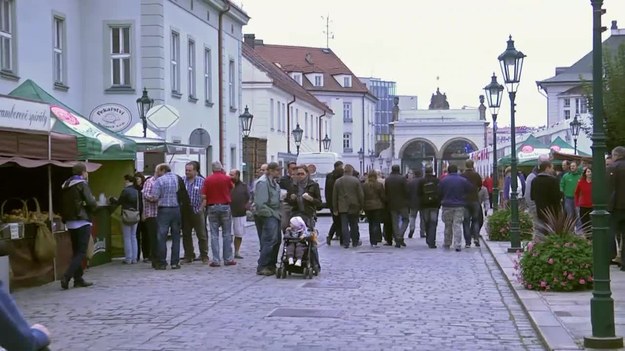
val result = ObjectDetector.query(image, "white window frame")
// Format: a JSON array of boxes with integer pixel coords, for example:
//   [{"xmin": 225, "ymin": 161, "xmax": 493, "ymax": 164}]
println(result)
[
  {"xmin": 270, "ymin": 98, "xmax": 275, "ymax": 131},
  {"xmin": 171, "ymin": 31, "xmax": 180, "ymax": 93},
  {"xmin": 110, "ymin": 25, "xmax": 132, "ymax": 87},
  {"xmin": 204, "ymin": 48, "xmax": 212, "ymax": 104},
  {"xmin": 564, "ymin": 110, "xmax": 571, "ymax": 120},
  {"xmin": 291, "ymin": 72, "xmax": 302, "ymax": 85},
  {"xmin": 187, "ymin": 38, "xmax": 196, "ymax": 99},
  {"xmin": 343, "ymin": 102, "xmax": 352, "ymax": 122},
  {"xmin": 343, "ymin": 76, "xmax": 351, "ymax": 87},
  {"xmin": 228, "ymin": 59, "xmax": 235, "ymax": 109},
  {"xmin": 563, "ymin": 98, "xmax": 570, "ymax": 108},
  {"xmin": 343, "ymin": 132, "xmax": 352, "ymax": 151},
  {"xmin": 53, "ymin": 15, "xmax": 66, "ymax": 85},
  {"xmin": 0, "ymin": 0, "xmax": 14, "ymax": 74},
  {"xmin": 314, "ymin": 74, "xmax": 323, "ymax": 87}
]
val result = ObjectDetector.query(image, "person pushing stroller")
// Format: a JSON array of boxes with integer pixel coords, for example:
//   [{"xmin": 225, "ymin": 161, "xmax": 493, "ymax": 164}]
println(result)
[{"xmin": 285, "ymin": 216, "xmax": 311, "ymax": 267}]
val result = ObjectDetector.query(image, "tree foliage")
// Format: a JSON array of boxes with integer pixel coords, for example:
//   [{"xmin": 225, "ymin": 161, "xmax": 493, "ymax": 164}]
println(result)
[{"xmin": 583, "ymin": 43, "xmax": 625, "ymax": 151}]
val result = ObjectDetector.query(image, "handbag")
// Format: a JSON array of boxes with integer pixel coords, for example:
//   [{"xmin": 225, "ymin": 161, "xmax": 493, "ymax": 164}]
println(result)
[{"xmin": 121, "ymin": 189, "xmax": 140, "ymax": 225}]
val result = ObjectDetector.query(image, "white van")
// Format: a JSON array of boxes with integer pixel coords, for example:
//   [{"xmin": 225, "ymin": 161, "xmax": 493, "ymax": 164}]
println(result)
[{"xmin": 296, "ymin": 152, "xmax": 340, "ymax": 213}]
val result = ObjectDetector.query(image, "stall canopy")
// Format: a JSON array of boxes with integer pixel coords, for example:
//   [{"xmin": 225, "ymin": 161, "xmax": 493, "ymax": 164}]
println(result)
[
  {"xmin": 8, "ymin": 80, "xmax": 136, "ymax": 160},
  {"xmin": 0, "ymin": 129, "xmax": 77, "ymax": 160},
  {"xmin": 499, "ymin": 135, "xmax": 551, "ymax": 166},
  {"xmin": 0, "ymin": 157, "xmax": 101, "ymax": 171},
  {"xmin": 549, "ymin": 136, "xmax": 590, "ymax": 157}
]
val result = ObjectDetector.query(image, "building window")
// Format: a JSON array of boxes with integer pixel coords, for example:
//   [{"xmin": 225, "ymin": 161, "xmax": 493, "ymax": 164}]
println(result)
[
  {"xmin": 291, "ymin": 73, "xmax": 302, "ymax": 85},
  {"xmin": 564, "ymin": 110, "xmax": 571, "ymax": 120},
  {"xmin": 228, "ymin": 59, "xmax": 235, "ymax": 108},
  {"xmin": 343, "ymin": 133, "xmax": 352, "ymax": 151},
  {"xmin": 563, "ymin": 98, "xmax": 570, "ymax": 108},
  {"xmin": 0, "ymin": 0, "xmax": 13, "ymax": 73},
  {"xmin": 343, "ymin": 76, "xmax": 351, "ymax": 87},
  {"xmin": 282, "ymin": 102, "xmax": 286, "ymax": 132},
  {"xmin": 187, "ymin": 39, "xmax": 196, "ymax": 99},
  {"xmin": 304, "ymin": 112, "xmax": 308, "ymax": 138},
  {"xmin": 171, "ymin": 31, "xmax": 180, "ymax": 93},
  {"xmin": 343, "ymin": 102, "xmax": 352, "ymax": 122},
  {"xmin": 110, "ymin": 26, "xmax": 131, "ymax": 86},
  {"xmin": 270, "ymin": 98, "xmax": 275, "ymax": 131},
  {"xmin": 53, "ymin": 16, "xmax": 65, "ymax": 85},
  {"xmin": 580, "ymin": 98, "xmax": 588, "ymax": 114},
  {"xmin": 204, "ymin": 48, "xmax": 212, "ymax": 103},
  {"xmin": 314, "ymin": 75, "xmax": 323, "ymax": 87}
]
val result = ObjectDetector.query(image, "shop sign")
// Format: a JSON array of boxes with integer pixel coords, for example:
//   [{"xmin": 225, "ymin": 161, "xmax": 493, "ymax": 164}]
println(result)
[
  {"xmin": 0, "ymin": 95, "xmax": 50, "ymax": 132},
  {"xmin": 89, "ymin": 103, "xmax": 132, "ymax": 132},
  {"xmin": 51, "ymin": 106, "xmax": 125, "ymax": 151}
]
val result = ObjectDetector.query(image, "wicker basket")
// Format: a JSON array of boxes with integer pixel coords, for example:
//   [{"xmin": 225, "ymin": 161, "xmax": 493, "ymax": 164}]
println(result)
[
  {"xmin": 0, "ymin": 198, "xmax": 28, "ymax": 223},
  {"xmin": 24, "ymin": 197, "xmax": 48, "ymax": 223}
]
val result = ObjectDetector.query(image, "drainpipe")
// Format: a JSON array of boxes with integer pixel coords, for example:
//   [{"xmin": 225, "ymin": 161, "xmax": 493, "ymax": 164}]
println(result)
[
  {"xmin": 318, "ymin": 112, "xmax": 326, "ymax": 152},
  {"xmin": 218, "ymin": 1, "xmax": 231, "ymax": 162},
  {"xmin": 286, "ymin": 96, "xmax": 296, "ymax": 155},
  {"xmin": 362, "ymin": 94, "xmax": 366, "ymax": 163}
]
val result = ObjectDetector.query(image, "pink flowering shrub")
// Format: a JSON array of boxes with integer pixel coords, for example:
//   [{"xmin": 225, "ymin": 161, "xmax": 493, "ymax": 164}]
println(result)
[
  {"xmin": 486, "ymin": 207, "xmax": 533, "ymax": 241},
  {"xmin": 515, "ymin": 234, "xmax": 593, "ymax": 292}
]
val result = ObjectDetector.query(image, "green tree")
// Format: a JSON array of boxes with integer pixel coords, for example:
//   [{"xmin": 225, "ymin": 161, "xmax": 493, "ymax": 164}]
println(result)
[{"xmin": 583, "ymin": 43, "xmax": 625, "ymax": 151}]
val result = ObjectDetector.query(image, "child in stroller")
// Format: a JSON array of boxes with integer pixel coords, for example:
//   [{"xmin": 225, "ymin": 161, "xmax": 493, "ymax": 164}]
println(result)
[{"xmin": 276, "ymin": 216, "xmax": 317, "ymax": 279}]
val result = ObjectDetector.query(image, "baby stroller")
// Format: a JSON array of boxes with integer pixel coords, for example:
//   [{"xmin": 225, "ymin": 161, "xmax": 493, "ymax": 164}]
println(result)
[{"xmin": 276, "ymin": 216, "xmax": 318, "ymax": 279}]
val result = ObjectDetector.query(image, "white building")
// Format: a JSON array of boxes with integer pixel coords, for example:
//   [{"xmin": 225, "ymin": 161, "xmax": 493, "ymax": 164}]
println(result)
[
  {"xmin": 250, "ymin": 39, "xmax": 377, "ymax": 174},
  {"xmin": 0, "ymin": 0, "xmax": 249, "ymax": 174},
  {"xmin": 537, "ymin": 20, "xmax": 625, "ymax": 129},
  {"xmin": 241, "ymin": 35, "xmax": 333, "ymax": 178}
]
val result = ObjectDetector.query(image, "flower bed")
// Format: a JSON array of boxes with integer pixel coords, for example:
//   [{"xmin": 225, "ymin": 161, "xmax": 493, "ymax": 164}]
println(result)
[{"xmin": 486, "ymin": 208, "xmax": 533, "ymax": 241}]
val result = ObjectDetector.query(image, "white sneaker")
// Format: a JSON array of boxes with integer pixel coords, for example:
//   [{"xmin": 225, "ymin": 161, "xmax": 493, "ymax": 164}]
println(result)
[
  {"xmin": 294, "ymin": 259, "xmax": 302, "ymax": 267},
  {"xmin": 288, "ymin": 257, "xmax": 294, "ymax": 265}
]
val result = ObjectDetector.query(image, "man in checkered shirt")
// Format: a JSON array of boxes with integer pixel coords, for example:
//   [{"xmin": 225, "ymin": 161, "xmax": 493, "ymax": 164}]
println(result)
[
  {"xmin": 148, "ymin": 163, "xmax": 182, "ymax": 270},
  {"xmin": 182, "ymin": 161, "xmax": 209, "ymax": 263}
]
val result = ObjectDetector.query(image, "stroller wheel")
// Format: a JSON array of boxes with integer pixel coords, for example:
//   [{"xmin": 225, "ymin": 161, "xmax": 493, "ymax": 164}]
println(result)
[
  {"xmin": 303, "ymin": 268, "xmax": 309, "ymax": 279},
  {"xmin": 276, "ymin": 267, "xmax": 282, "ymax": 279},
  {"xmin": 281, "ymin": 268, "xmax": 287, "ymax": 279},
  {"xmin": 308, "ymin": 267, "xmax": 314, "ymax": 279}
]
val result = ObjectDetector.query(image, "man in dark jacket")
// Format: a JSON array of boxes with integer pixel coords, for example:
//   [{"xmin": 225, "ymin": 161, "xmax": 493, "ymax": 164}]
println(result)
[
  {"xmin": 230, "ymin": 169, "xmax": 250, "ymax": 259},
  {"xmin": 417, "ymin": 166, "xmax": 441, "ymax": 248},
  {"xmin": 439, "ymin": 164, "xmax": 472, "ymax": 252},
  {"xmin": 325, "ymin": 161, "xmax": 343, "ymax": 245},
  {"xmin": 385, "ymin": 165, "xmax": 409, "ymax": 248},
  {"xmin": 59, "ymin": 162, "xmax": 98, "ymax": 289},
  {"xmin": 333, "ymin": 164, "xmax": 364, "ymax": 248},
  {"xmin": 608, "ymin": 146, "xmax": 625, "ymax": 267},
  {"xmin": 530, "ymin": 161, "xmax": 562, "ymax": 224},
  {"xmin": 407, "ymin": 170, "xmax": 425, "ymax": 238},
  {"xmin": 461, "ymin": 160, "xmax": 483, "ymax": 248}
]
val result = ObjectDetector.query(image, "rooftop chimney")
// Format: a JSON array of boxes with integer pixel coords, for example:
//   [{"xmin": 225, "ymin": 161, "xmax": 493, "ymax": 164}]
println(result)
[
  {"xmin": 555, "ymin": 66, "xmax": 569, "ymax": 75},
  {"xmin": 612, "ymin": 20, "xmax": 618, "ymax": 30},
  {"xmin": 611, "ymin": 20, "xmax": 625, "ymax": 36},
  {"xmin": 243, "ymin": 33, "xmax": 255, "ymax": 48}
]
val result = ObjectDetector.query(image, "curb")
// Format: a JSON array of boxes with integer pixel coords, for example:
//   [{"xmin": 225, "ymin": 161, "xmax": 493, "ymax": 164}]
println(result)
[{"xmin": 481, "ymin": 237, "xmax": 582, "ymax": 351}]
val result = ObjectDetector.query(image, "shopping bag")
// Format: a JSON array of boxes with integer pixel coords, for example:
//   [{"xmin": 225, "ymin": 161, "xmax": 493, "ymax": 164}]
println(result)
[
  {"xmin": 86, "ymin": 235, "xmax": 95, "ymax": 260},
  {"xmin": 34, "ymin": 223, "xmax": 56, "ymax": 261}
]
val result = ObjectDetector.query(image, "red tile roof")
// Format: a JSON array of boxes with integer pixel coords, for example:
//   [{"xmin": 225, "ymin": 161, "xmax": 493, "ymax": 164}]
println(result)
[
  {"xmin": 253, "ymin": 43, "xmax": 372, "ymax": 96},
  {"xmin": 243, "ymin": 43, "xmax": 333, "ymax": 114}
]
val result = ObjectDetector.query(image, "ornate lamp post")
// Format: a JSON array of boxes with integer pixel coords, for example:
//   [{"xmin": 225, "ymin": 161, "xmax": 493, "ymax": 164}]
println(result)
[
  {"xmin": 570, "ymin": 114, "xmax": 582, "ymax": 155},
  {"xmin": 358, "ymin": 148, "xmax": 365, "ymax": 175},
  {"xmin": 378, "ymin": 155, "xmax": 383, "ymax": 170},
  {"xmin": 239, "ymin": 106, "xmax": 254, "ymax": 185},
  {"xmin": 584, "ymin": 0, "xmax": 623, "ymax": 348},
  {"xmin": 369, "ymin": 150, "xmax": 376, "ymax": 171},
  {"xmin": 136, "ymin": 87, "xmax": 154, "ymax": 138},
  {"xmin": 498, "ymin": 35, "xmax": 525, "ymax": 253},
  {"xmin": 292, "ymin": 124, "xmax": 303, "ymax": 156},
  {"xmin": 322, "ymin": 134, "xmax": 331, "ymax": 152},
  {"xmin": 484, "ymin": 73, "xmax": 504, "ymax": 212}
]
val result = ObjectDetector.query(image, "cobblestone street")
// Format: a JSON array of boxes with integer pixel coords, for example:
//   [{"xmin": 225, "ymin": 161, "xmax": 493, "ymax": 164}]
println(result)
[{"xmin": 12, "ymin": 217, "xmax": 546, "ymax": 351}]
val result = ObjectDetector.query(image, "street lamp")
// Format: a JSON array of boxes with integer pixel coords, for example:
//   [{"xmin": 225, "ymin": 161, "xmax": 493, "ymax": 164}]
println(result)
[
  {"xmin": 378, "ymin": 155, "xmax": 383, "ymax": 170},
  {"xmin": 292, "ymin": 124, "xmax": 303, "ymax": 155},
  {"xmin": 498, "ymin": 35, "xmax": 525, "ymax": 253},
  {"xmin": 570, "ymin": 114, "xmax": 582, "ymax": 155},
  {"xmin": 584, "ymin": 0, "xmax": 623, "ymax": 348},
  {"xmin": 369, "ymin": 150, "xmax": 376, "ymax": 171},
  {"xmin": 239, "ymin": 106, "xmax": 254, "ymax": 184},
  {"xmin": 358, "ymin": 148, "xmax": 365, "ymax": 175},
  {"xmin": 484, "ymin": 73, "xmax": 504, "ymax": 212},
  {"xmin": 136, "ymin": 87, "xmax": 154, "ymax": 138},
  {"xmin": 322, "ymin": 134, "xmax": 331, "ymax": 152}
]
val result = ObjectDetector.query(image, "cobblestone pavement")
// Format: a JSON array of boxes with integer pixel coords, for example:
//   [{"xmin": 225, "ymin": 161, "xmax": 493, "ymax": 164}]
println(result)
[{"xmin": 12, "ymin": 216, "xmax": 546, "ymax": 351}]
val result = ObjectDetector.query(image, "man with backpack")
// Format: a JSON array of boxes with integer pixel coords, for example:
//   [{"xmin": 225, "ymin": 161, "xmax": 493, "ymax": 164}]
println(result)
[{"xmin": 417, "ymin": 166, "xmax": 440, "ymax": 248}]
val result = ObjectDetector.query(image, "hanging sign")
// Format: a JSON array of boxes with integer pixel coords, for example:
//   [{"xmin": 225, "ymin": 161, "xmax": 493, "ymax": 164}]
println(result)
[
  {"xmin": 0, "ymin": 95, "xmax": 50, "ymax": 132},
  {"xmin": 51, "ymin": 106, "xmax": 125, "ymax": 151},
  {"xmin": 89, "ymin": 103, "xmax": 132, "ymax": 132}
]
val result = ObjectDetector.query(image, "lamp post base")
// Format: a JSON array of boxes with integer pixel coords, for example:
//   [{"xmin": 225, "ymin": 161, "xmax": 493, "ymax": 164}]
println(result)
[
  {"xmin": 507, "ymin": 246, "xmax": 524, "ymax": 254},
  {"xmin": 584, "ymin": 336, "xmax": 623, "ymax": 349}
]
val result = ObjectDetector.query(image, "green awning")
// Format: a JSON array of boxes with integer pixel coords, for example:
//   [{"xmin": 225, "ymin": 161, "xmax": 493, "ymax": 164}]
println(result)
[
  {"xmin": 549, "ymin": 136, "xmax": 590, "ymax": 157},
  {"xmin": 8, "ymin": 80, "xmax": 136, "ymax": 160}
]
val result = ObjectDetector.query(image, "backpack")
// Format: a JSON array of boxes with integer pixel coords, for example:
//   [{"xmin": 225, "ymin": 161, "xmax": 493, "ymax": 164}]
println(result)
[
  {"xmin": 422, "ymin": 179, "xmax": 439, "ymax": 206},
  {"xmin": 176, "ymin": 175, "xmax": 191, "ymax": 210}
]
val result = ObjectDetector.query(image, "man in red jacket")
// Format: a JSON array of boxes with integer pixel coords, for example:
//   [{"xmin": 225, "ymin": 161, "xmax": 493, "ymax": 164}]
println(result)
[
  {"xmin": 483, "ymin": 174, "xmax": 494, "ymax": 209},
  {"xmin": 202, "ymin": 161, "xmax": 235, "ymax": 267}
]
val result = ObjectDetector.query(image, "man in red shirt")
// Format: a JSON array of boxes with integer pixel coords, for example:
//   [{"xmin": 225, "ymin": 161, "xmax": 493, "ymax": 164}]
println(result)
[
  {"xmin": 483, "ymin": 173, "xmax": 494, "ymax": 209},
  {"xmin": 202, "ymin": 161, "xmax": 235, "ymax": 267}
]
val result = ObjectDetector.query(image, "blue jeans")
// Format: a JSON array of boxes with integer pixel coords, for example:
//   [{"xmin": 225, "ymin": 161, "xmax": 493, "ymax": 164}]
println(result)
[
  {"xmin": 365, "ymin": 209, "xmax": 383, "ymax": 244},
  {"xmin": 257, "ymin": 216, "xmax": 281, "ymax": 271},
  {"xmin": 122, "ymin": 223, "xmax": 138, "ymax": 263},
  {"xmin": 421, "ymin": 208, "xmax": 439, "ymax": 247},
  {"xmin": 340, "ymin": 213, "xmax": 360, "ymax": 246},
  {"xmin": 390, "ymin": 208, "xmax": 410, "ymax": 242},
  {"xmin": 156, "ymin": 207, "xmax": 181, "ymax": 266},
  {"xmin": 564, "ymin": 197, "xmax": 580, "ymax": 229},
  {"xmin": 63, "ymin": 224, "xmax": 91, "ymax": 282},
  {"xmin": 207, "ymin": 204, "xmax": 233, "ymax": 263},
  {"xmin": 463, "ymin": 202, "xmax": 483, "ymax": 245},
  {"xmin": 0, "ymin": 281, "xmax": 50, "ymax": 351}
]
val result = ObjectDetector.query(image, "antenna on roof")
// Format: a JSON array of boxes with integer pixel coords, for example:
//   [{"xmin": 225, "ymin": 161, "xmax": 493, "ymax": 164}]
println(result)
[{"xmin": 321, "ymin": 14, "xmax": 334, "ymax": 49}]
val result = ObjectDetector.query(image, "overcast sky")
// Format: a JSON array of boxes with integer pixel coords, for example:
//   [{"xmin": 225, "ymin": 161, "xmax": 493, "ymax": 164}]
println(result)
[{"xmin": 240, "ymin": 1, "xmax": 625, "ymax": 127}]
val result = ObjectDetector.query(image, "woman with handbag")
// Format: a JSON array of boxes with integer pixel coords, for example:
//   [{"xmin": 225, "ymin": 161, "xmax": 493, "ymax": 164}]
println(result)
[{"xmin": 110, "ymin": 175, "xmax": 141, "ymax": 264}]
